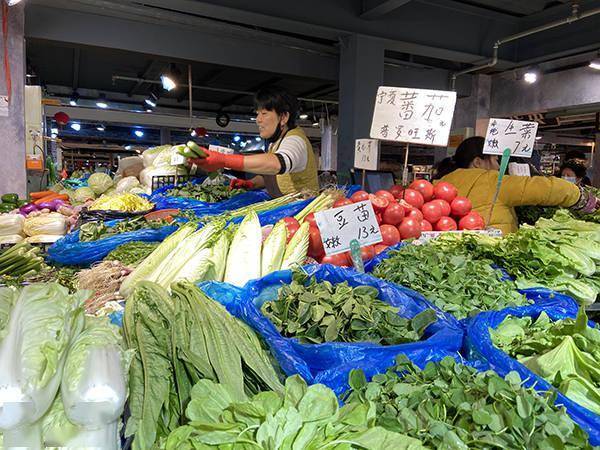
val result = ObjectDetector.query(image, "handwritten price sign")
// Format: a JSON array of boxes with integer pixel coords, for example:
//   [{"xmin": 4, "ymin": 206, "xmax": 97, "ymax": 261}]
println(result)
[
  {"xmin": 483, "ymin": 118, "xmax": 538, "ymax": 158},
  {"xmin": 354, "ymin": 139, "xmax": 379, "ymax": 171},
  {"xmin": 315, "ymin": 200, "xmax": 383, "ymax": 256}
]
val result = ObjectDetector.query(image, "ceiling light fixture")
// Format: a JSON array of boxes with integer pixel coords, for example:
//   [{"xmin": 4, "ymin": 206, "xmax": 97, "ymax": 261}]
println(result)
[
  {"xmin": 124, "ymin": 145, "xmax": 132, "ymax": 151},
  {"xmin": 299, "ymin": 113, "xmax": 309, "ymax": 120},
  {"xmin": 134, "ymin": 129, "xmax": 144, "ymax": 138},
  {"xmin": 523, "ymin": 68, "xmax": 540, "ymax": 84},
  {"xmin": 145, "ymin": 91, "xmax": 159, "ymax": 108},
  {"xmin": 69, "ymin": 91, "xmax": 79, "ymax": 107},
  {"xmin": 96, "ymin": 94, "xmax": 109, "ymax": 109},
  {"xmin": 96, "ymin": 124, "xmax": 106, "ymax": 132},
  {"xmin": 70, "ymin": 122, "xmax": 81, "ymax": 131},
  {"xmin": 589, "ymin": 58, "xmax": 600, "ymax": 70},
  {"xmin": 6, "ymin": 0, "xmax": 24, "ymax": 6},
  {"xmin": 51, "ymin": 127, "xmax": 58, "ymax": 135}
]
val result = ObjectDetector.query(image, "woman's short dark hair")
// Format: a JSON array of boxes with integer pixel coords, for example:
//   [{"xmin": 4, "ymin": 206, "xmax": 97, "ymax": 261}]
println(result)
[
  {"xmin": 254, "ymin": 86, "xmax": 298, "ymax": 129},
  {"xmin": 560, "ymin": 160, "xmax": 587, "ymax": 179},
  {"xmin": 434, "ymin": 136, "xmax": 488, "ymax": 179}
]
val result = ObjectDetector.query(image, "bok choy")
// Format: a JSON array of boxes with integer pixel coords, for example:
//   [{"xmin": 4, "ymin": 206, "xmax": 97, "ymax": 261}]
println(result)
[{"xmin": 224, "ymin": 211, "xmax": 262, "ymax": 287}]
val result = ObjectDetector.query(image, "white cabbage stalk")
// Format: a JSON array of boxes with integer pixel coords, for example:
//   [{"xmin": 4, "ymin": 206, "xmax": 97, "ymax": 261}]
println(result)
[
  {"xmin": 0, "ymin": 214, "xmax": 24, "ymax": 236},
  {"xmin": 152, "ymin": 221, "xmax": 224, "ymax": 287},
  {"xmin": 120, "ymin": 223, "xmax": 195, "ymax": 297},
  {"xmin": 0, "ymin": 287, "xmax": 16, "ymax": 341},
  {"xmin": 0, "ymin": 283, "xmax": 85, "ymax": 448},
  {"xmin": 115, "ymin": 176, "xmax": 140, "ymax": 194},
  {"xmin": 281, "ymin": 222, "xmax": 310, "ymax": 270},
  {"xmin": 0, "ymin": 234, "xmax": 24, "ymax": 245},
  {"xmin": 224, "ymin": 212, "xmax": 262, "ymax": 287},
  {"xmin": 261, "ymin": 221, "xmax": 287, "ymax": 276},
  {"xmin": 172, "ymin": 247, "xmax": 213, "ymax": 283},
  {"xmin": 23, "ymin": 213, "xmax": 68, "ymax": 237},
  {"xmin": 202, "ymin": 233, "xmax": 230, "ymax": 282}
]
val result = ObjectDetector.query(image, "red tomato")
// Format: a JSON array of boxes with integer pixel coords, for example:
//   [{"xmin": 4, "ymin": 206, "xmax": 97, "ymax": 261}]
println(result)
[
  {"xmin": 375, "ymin": 190, "xmax": 396, "ymax": 203},
  {"xmin": 399, "ymin": 188, "xmax": 424, "ymax": 210},
  {"xmin": 333, "ymin": 198, "xmax": 353, "ymax": 208},
  {"xmin": 360, "ymin": 245, "xmax": 376, "ymax": 261},
  {"xmin": 321, "ymin": 253, "xmax": 349, "ymax": 267},
  {"xmin": 451, "ymin": 196, "xmax": 472, "ymax": 217},
  {"xmin": 398, "ymin": 217, "xmax": 422, "ymax": 240},
  {"xmin": 433, "ymin": 182, "xmax": 458, "ymax": 203},
  {"xmin": 406, "ymin": 208, "xmax": 424, "ymax": 222},
  {"xmin": 389, "ymin": 185, "xmax": 404, "ymax": 199},
  {"xmin": 431, "ymin": 199, "xmax": 451, "ymax": 217},
  {"xmin": 459, "ymin": 212, "xmax": 485, "ymax": 230},
  {"xmin": 435, "ymin": 216, "xmax": 458, "ymax": 231},
  {"xmin": 380, "ymin": 224, "xmax": 401, "ymax": 246},
  {"xmin": 409, "ymin": 179, "xmax": 435, "ymax": 202},
  {"xmin": 308, "ymin": 225, "xmax": 325, "ymax": 259},
  {"xmin": 376, "ymin": 213, "xmax": 383, "ymax": 225},
  {"xmin": 421, "ymin": 201, "xmax": 443, "ymax": 224},
  {"xmin": 374, "ymin": 244, "xmax": 388, "ymax": 255},
  {"xmin": 305, "ymin": 212, "xmax": 317, "ymax": 227},
  {"xmin": 421, "ymin": 220, "xmax": 433, "ymax": 232},
  {"xmin": 350, "ymin": 190, "xmax": 370, "ymax": 203},
  {"xmin": 283, "ymin": 217, "xmax": 300, "ymax": 242},
  {"xmin": 369, "ymin": 194, "xmax": 389, "ymax": 212},
  {"xmin": 382, "ymin": 203, "xmax": 405, "ymax": 226}
]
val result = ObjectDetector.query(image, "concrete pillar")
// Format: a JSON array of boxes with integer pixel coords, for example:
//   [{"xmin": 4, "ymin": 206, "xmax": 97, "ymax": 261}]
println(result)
[
  {"xmin": 160, "ymin": 127, "xmax": 171, "ymax": 145},
  {"xmin": 593, "ymin": 133, "xmax": 600, "ymax": 188},
  {"xmin": 452, "ymin": 74, "xmax": 491, "ymax": 131},
  {"xmin": 338, "ymin": 35, "xmax": 384, "ymax": 181},
  {"xmin": 0, "ymin": 5, "xmax": 26, "ymax": 197}
]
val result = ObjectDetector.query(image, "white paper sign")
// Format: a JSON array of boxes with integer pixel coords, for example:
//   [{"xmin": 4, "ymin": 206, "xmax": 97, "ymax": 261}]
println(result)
[
  {"xmin": 508, "ymin": 162, "xmax": 531, "ymax": 177},
  {"xmin": 483, "ymin": 118, "xmax": 538, "ymax": 158},
  {"xmin": 354, "ymin": 139, "xmax": 379, "ymax": 171},
  {"xmin": 209, "ymin": 144, "xmax": 234, "ymax": 155},
  {"xmin": 315, "ymin": 201, "xmax": 383, "ymax": 256},
  {"xmin": 170, "ymin": 153, "xmax": 185, "ymax": 166},
  {"xmin": 370, "ymin": 87, "xmax": 457, "ymax": 147}
]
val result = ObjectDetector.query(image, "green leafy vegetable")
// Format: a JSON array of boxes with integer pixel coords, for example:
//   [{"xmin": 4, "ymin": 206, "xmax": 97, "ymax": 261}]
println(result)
[
  {"xmin": 492, "ymin": 308, "xmax": 600, "ymax": 415},
  {"xmin": 105, "ymin": 241, "xmax": 159, "ymax": 267},
  {"xmin": 373, "ymin": 242, "xmax": 528, "ymax": 319},
  {"xmin": 165, "ymin": 182, "xmax": 245, "ymax": 203},
  {"xmin": 261, "ymin": 271, "xmax": 436, "ymax": 344},
  {"xmin": 344, "ymin": 355, "xmax": 594, "ymax": 449},
  {"xmin": 79, "ymin": 216, "xmax": 172, "ymax": 242},
  {"xmin": 165, "ymin": 375, "xmax": 426, "ymax": 449}
]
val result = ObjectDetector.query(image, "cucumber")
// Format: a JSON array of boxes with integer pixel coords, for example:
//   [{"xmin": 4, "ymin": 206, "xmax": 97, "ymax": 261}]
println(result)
[{"xmin": 186, "ymin": 141, "xmax": 207, "ymax": 158}]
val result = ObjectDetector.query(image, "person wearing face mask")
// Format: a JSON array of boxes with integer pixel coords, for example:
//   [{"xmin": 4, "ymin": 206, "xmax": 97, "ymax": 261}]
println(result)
[
  {"xmin": 560, "ymin": 160, "xmax": 591, "ymax": 186},
  {"xmin": 434, "ymin": 136, "xmax": 598, "ymax": 234},
  {"xmin": 189, "ymin": 86, "xmax": 319, "ymax": 197}
]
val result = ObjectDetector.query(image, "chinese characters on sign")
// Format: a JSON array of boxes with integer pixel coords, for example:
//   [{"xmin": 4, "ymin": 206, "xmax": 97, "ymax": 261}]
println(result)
[
  {"xmin": 482, "ymin": 118, "xmax": 539, "ymax": 158},
  {"xmin": 354, "ymin": 139, "xmax": 379, "ymax": 171},
  {"xmin": 370, "ymin": 87, "xmax": 457, "ymax": 147},
  {"xmin": 314, "ymin": 201, "xmax": 383, "ymax": 256}
]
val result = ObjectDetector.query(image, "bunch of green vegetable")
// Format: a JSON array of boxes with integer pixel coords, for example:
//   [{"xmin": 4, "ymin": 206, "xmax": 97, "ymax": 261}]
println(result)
[
  {"xmin": 344, "ymin": 355, "xmax": 594, "ymax": 449},
  {"xmin": 0, "ymin": 193, "xmax": 25, "ymax": 213},
  {"xmin": 373, "ymin": 242, "xmax": 528, "ymax": 319},
  {"xmin": 166, "ymin": 181, "xmax": 245, "ymax": 203},
  {"xmin": 460, "ymin": 210, "xmax": 600, "ymax": 305},
  {"xmin": 175, "ymin": 141, "xmax": 207, "ymax": 159},
  {"xmin": 165, "ymin": 375, "xmax": 426, "ymax": 450},
  {"xmin": 124, "ymin": 281, "xmax": 283, "ymax": 449},
  {"xmin": 25, "ymin": 266, "xmax": 79, "ymax": 292},
  {"xmin": 79, "ymin": 216, "xmax": 172, "ymax": 242},
  {"xmin": 105, "ymin": 241, "xmax": 158, "ymax": 266},
  {"xmin": 261, "ymin": 272, "xmax": 437, "ymax": 345},
  {"xmin": 0, "ymin": 242, "xmax": 46, "ymax": 279},
  {"xmin": 492, "ymin": 308, "xmax": 600, "ymax": 415}
]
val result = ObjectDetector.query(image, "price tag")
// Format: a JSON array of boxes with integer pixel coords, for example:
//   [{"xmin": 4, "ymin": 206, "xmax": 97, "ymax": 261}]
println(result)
[
  {"xmin": 209, "ymin": 144, "xmax": 234, "ymax": 155},
  {"xmin": 483, "ymin": 118, "xmax": 538, "ymax": 158},
  {"xmin": 315, "ymin": 200, "xmax": 382, "ymax": 256},
  {"xmin": 370, "ymin": 86, "xmax": 457, "ymax": 147},
  {"xmin": 170, "ymin": 153, "xmax": 186, "ymax": 166},
  {"xmin": 508, "ymin": 162, "xmax": 531, "ymax": 177},
  {"xmin": 354, "ymin": 139, "xmax": 379, "ymax": 171},
  {"xmin": 416, "ymin": 228, "xmax": 503, "ymax": 243}
]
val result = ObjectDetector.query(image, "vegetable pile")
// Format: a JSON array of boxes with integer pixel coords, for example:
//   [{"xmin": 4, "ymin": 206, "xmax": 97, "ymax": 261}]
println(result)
[
  {"xmin": 492, "ymin": 308, "xmax": 600, "ymax": 415},
  {"xmin": 261, "ymin": 272, "xmax": 437, "ymax": 344},
  {"xmin": 124, "ymin": 281, "xmax": 283, "ymax": 449},
  {"xmin": 0, "ymin": 242, "xmax": 46, "ymax": 279},
  {"xmin": 373, "ymin": 242, "xmax": 528, "ymax": 319},
  {"xmin": 79, "ymin": 216, "xmax": 172, "ymax": 242},
  {"xmin": 165, "ymin": 375, "xmax": 426, "ymax": 449},
  {"xmin": 89, "ymin": 193, "xmax": 154, "ymax": 212},
  {"xmin": 165, "ymin": 181, "xmax": 245, "ymax": 202},
  {"xmin": 344, "ymin": 355, "xmax": 594, "ymax": 449},
  {"xmin": 105, "ymin": 241, "xmax": 159, "ymax": 267}
]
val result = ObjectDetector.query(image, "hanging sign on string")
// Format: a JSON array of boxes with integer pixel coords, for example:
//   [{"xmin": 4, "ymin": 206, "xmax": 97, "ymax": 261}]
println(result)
[
  {"xmin": 483, "ymin": 118, "xmax": 538, "ymax": 158},
  {"xmin": 315, "ymin": 200, "xmax": 382, "ymax": 256},
  {"xmin": 354, "ymin": 139, "xmax": 379, "ymax": 171},
  {"xmin": 370, "ymin": 86, "xmax": 457, "ymax": 147}
]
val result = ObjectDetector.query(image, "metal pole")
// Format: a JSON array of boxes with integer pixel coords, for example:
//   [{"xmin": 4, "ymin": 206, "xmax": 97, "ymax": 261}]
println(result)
[
  {"xmin": 188, "ymin": 64, "xmax": 193, "ymax": 131},
  {"xmin": 361, "ymin": 169, "xmax": 366, "ymax": 190},
  {"xmin": 402, "ymin": 143, "xmax": 410, "ymax": 186}
]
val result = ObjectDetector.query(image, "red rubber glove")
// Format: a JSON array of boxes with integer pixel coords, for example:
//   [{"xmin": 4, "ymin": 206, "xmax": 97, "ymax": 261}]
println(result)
[
  {"xmin": 189, "ymin": 150, "xmax": 244, "ymax": 172},
  {"xmin": 230, "ymin": 178, "xmax": 254, "ymax": 190}
]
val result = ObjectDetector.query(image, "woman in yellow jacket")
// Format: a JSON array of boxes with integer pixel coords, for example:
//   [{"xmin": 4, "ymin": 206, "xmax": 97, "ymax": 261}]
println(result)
[{"xmin": 435, "ymin": 137, "xmax": 598, "ymax": 235}]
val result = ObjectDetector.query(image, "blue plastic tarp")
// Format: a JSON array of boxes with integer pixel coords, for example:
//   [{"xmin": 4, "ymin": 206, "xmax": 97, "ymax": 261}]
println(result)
[
  {"xmin": 465, "ymin": 297, "xmax": 600, "ymax": 445},
  {"xmin": 200, "ymin": 264, "xmax": 464, "ymax": 395}
]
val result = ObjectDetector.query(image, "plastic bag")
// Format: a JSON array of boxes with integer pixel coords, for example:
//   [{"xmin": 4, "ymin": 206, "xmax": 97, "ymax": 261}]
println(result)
[
  {"xmin": 152, "ymin": 188, "xmax": 271, "ymax": 215},
  {"xmin": 200, "ymin": 265, "xmax": 463, "ymax": 395},
  {"xmin": 464, "ymin": 295, "xmax": 600, "ymax": 445},
  {"xmin": 47, "ymin": 221, "xmax": 177, "ymax": 267}
]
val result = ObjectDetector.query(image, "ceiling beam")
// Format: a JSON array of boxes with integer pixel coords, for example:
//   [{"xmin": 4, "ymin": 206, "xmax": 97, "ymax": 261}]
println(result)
[
  {"xmin": 416, "ymin": 0, "xmax": 519, "ymax": 22},
  {"xmin": 177, "ymin": 67, "xmax": 226, "ymax": 103},
  {"xmin": 128, "ymin": 60, "xmax": 165, "ymax": 96},
  {"xmin": 361, "ymin": 0, "xmax": 413, "ymax": 20},
  {"xmin": 220, "ymin": 76, "xmax": 284, "ymax": 109},
  {"xmin": 71, "ymin": 48, "xmax": 80, "ymax": 90}
]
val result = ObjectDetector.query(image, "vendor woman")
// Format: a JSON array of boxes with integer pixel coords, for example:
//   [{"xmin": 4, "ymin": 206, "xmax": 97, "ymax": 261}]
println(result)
[
  {"xmin": 190, "ymin": 86, "xmax": 319, "ymax": 197},
  {"xmin": 434, "ymin": 136, "xmax": 599, "ymax": 235}
]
